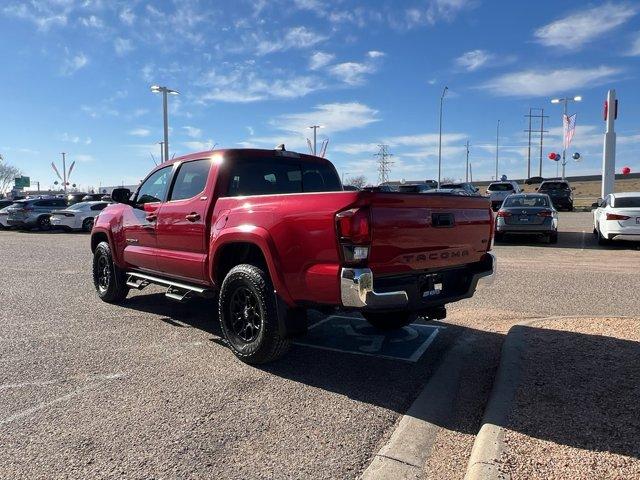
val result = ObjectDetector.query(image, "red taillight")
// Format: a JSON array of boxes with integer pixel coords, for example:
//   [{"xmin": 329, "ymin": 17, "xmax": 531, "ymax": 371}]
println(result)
[
  {"xmin": 537, "ymin": 210, "xmax": 553, "ymax": 217},
  {"xmin": 336, "ymin": 207, "xmax": 371, "ymax": 244},
  {"xmin": 496, "ymin": 210, "xmax": 511, "ymax": 217},
  {"xmin": 606, "ymin": 213, "xmax": 630, "ymax": 221}
]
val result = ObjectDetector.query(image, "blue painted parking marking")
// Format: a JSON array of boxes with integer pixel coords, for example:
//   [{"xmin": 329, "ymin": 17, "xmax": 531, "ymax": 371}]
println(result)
[{"xmin": 294, "ymin": 315, "xmax": 443, "ymax": 362}]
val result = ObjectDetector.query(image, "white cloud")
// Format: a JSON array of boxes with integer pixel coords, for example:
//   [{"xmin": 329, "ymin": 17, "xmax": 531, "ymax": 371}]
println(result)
[
  {"xmin": 120, "ymin": 8, "xmax": 135, "ymax": 25},
  {"xmin": 2, "ymin": 3, "xmax": 68, "ymax": 31},
  {"xmin": 328, "ymin": 50, "xmax": 385, "ymax": 85},
  {"xmin": 455, "ymin": 49, "xmax": 492, "ymax": 71},
  {"xmin": 329, "ymin": 62, "xmax": 376, "ymax": 85},
  {"xmin": 396, "ymin": 0, "xmax": 477, "ymax": 29},
  {"xmin": 309, "ymin": 51, "xmax": 335, "ymax": 70},
  {"xmin": 114, "ymin": 38, "xmax": 134, "ymax": 56},
  {"xmin": 61, "ymin": 52, "xmax": 89, "ymax": 76},
  {"xmin": 183, "ymin": 126, "xmax": 202, "ymax": 138},
  {"xmin": 197, "ymin": 66, "xmax": 324, "ymax": 103},
  {"xmin": 367, "ymin": 50, "xmax": 385, "ymax": 58},
  {"xmin": 74, "ymin": 154, "xmax": 95, "ymax": 163},
  {"xmin": 79, "ymin": 15, "xmax": 103, "ymax": 29},
  {"xmin": 272, "ymin": 102, "xmax": 380, "ymax": 134},
  {"xmin": 60, "ymin": 133, "xmax": 92, "ymax": 145},
  {"xmin": 480, "ymin": 66, "xmax": 621, "ymax": 97},
  {"xmin": 183, "ymin": 140, "xmax": 216, "ymax": 151},
  {"xmin": 627, "ymin": 33, "xmax": 640, "ymax": 56},
  {"xmin": 256, "ymin": 26, "xmax": 326, "ymax": 55},
  {"xmin": 534, "ymin": 3, "xmax": 637, "ymax": 50},
  {"xmin": 129, "ymin": 128, "xmax": 151, "ymax": 137}
]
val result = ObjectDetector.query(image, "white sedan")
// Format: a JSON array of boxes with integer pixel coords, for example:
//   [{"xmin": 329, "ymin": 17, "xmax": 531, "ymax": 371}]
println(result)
[
  {"xmin": 50, "ymin": 201, "xmax": 110, "ymax": 232},
  {"xmin": 593, "ymin": 192, "xmax": 640, "ymax": 244}
]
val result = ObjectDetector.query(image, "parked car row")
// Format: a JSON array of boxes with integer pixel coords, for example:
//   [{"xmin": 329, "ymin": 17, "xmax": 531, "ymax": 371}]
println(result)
[{"xmin": 0, "ymin": 197, "xmax": 111, "ymax": 232}]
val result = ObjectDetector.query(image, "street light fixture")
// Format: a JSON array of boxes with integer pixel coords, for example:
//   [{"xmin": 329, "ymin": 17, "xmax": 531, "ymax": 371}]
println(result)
[
  {"xmin": 308, "ymin": 125, "xmax": 324, "ymax": 155},
  {"xmin": 437, "ymin": 86, "xmax": 448, "ymax": 189},
  {"xmin": 550, "ymin": 95, "xmax": 581, "ymax": 179},
  {"xmin": 150, "ymin": 85, "xmax": 180, "ymax": 164}
]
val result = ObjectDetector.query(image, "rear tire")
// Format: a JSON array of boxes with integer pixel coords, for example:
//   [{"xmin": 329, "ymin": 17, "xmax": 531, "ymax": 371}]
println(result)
[
  {"xmin": 597, "ymin": 224, "xmax": 610, "ymax": 246},
  {"xmin": 362, "ymin": 311, "xmax": 415, "ymax": 330},
  {"xmin": 92, "ymin": 241, "xmax": 129, "ymax": 303},
  {"xmin": 218, "ymin": 264, "xmax": 290, "ymax": 364},
  {"xmin": 37, "ymin": 215, "xmax": 51, "ymax": 231},
  {"xmin": 549, "ymin": 232, "xmax": 558, "ymax": 244},
  {"xmin": 494, "ymin": 232, "xmax": 505, "ymax": 242}
]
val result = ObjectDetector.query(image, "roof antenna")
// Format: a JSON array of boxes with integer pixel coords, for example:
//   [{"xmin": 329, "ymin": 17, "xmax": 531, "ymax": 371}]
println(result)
[{"xmin": 275, "ymin": 144, "xmax": 286, "ymax": 151}]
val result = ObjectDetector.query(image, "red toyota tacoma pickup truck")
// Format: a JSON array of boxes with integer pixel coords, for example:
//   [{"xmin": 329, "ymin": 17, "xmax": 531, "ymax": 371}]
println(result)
[{"xmin": 91, "ymin": 147, "xmax": 495, "ymax": 363}]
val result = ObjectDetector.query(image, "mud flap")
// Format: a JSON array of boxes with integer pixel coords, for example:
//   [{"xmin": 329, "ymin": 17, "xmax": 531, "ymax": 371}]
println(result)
[{"xmin": 274, "ymin": 291, "xmax": 308, "ymax": 339}]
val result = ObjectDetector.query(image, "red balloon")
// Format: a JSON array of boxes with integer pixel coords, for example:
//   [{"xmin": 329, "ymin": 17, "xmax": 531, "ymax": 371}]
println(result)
[
  {"xmin": 622, "ymin": 166, "xmax": 631, "ymax": 175},
  {"xmin": 548, "ymin": 152, "xmax": 557, "ymax": 160}
]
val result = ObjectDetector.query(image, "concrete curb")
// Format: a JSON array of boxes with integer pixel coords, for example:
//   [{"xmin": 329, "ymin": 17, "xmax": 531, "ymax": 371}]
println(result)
[
  {"xmin": 360, "ymin": 336, "xmax": 475, "ymax": 480},
  {"xmin": 463, "ymin": 323, "xmax": 530, "ymax": 480}
]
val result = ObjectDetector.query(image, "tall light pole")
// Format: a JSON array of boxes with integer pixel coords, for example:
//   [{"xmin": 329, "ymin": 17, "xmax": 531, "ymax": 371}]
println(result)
[
  {"xmin": 464, "ymin": 140, "xmax": 470, "ymax": 182},
  {"xmin": 61, "ymin": 152, "xmax": 67, "ymax": 194},
  {"xmin": 150, "ymin": 85, "xmax": 179, "ymax": 165},
  {"xmin": 437, "ymin": 86, "xmax": 448, "ymax": 189},
  {"xmin": 158, "ymin": 141, "xmax": 165, "ymax": 164},
  {"xmin": 495, "ymin": 120, "xmax": 500, "ymax": 180},
  {"xmin": 551, "ymin": 95, "xmax": 581, "ymax": 179},
  {"xmin": 308, "ymin": 125, "xmax": 322, "ymax": 155}
]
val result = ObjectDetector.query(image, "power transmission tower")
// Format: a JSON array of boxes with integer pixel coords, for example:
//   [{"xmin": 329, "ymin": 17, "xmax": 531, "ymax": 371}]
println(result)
[
  {"xmin": 524, "ymin": 108, "xmax": 548, "ymax": 178},
  {"xmin": 374, "ymin": 144, "xmax": 393, "ymax": 184}
]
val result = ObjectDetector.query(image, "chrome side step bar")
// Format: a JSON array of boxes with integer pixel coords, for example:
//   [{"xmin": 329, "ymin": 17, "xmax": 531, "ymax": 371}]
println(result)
[{"xmin": 125, "ymin": 271, "xmax": 213, "ymax": 301}]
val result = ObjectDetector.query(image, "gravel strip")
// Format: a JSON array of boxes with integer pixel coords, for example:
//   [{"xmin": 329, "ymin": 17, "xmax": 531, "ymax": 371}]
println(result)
[{"xmin": 499, "ymin": 317, "xmax": 640, "ymax": 479}]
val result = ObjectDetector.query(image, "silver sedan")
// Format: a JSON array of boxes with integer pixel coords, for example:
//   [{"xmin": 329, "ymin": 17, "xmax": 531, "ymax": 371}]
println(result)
[{"xmin": 495, "ymin": 193, "xmax": 558, "ymax": 244}]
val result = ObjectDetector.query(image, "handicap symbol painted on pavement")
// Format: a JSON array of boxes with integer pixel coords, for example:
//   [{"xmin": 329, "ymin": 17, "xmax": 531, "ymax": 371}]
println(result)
[{"xmin": 294, "ymin": 315, "xmax": 443, "ymax": 362}]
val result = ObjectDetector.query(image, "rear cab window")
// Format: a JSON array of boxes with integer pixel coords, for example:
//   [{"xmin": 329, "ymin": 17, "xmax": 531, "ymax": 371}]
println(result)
[
  {"xmin": 226, "ymin": 157, "xmax": 342, "ymax": 197},
  {"xmin": 540, "ymin": 182, "xmax": 570, "ymax": 191}
]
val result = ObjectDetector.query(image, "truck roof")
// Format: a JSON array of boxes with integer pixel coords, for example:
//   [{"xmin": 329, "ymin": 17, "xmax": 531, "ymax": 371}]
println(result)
[{"xmin": 163, "ymin": 148, "xmax": 333, "ymax": 167}]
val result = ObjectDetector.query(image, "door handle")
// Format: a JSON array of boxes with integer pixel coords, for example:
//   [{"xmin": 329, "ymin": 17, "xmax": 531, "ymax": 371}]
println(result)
[
  {"xmin": 145, "ymin": 214, "xmax": 157, "ymax": 222},
  {"xmin": 186, "ymin": 213, "xmax": 201, "ymax": 222}
]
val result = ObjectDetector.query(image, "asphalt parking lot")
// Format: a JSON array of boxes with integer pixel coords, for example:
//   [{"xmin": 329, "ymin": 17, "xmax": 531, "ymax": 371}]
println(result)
[{"xmin": 1, "ymin": 212, "xmax": 639, "ymax": 479}]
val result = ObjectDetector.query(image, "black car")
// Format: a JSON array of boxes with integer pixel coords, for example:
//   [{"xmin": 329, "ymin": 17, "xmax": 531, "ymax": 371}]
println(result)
[
  {"xmin": 537, "ymin": 180, "xmax": 574, "ymax": 211},
  {"xmin": 66, "ymin": 193, "xmax": 89, "ymax": 206},
  {"xmin": 0, "ymin": 200, "xmax": 14, "ymax": 209}
]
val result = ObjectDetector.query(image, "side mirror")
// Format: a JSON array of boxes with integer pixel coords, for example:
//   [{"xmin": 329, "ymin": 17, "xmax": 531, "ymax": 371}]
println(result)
[
  {"xmin": 535, "ymin": 187, "xmax": 539, "ymax": 191},
  {"xmin": 591, "ymin": 202, "xmax": 599, "ymax": 208},
  {"xmin": 111, "ymin": 188, "xmax": 132, "ymax": 204},
  {"xmin": 571, "ymin": 187, "xmax": 576, "ymax": 191}
]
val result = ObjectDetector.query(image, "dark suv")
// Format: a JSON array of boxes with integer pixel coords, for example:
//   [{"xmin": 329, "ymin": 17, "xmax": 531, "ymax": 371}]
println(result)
[
  {"xmin": 537, "ymin": 180, "xmax": 574, "ymax": 211},
  {"xmin": 6, "ymin": 197, "xmax": 68, "ymax": 230}
]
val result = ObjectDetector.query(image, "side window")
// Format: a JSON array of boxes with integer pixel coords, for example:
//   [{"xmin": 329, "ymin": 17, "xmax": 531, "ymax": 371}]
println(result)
[
  {"xmin": 169, "ymin": 159, "xmax": 211, "ymax": 201},
  {"xmin": 136, "ymin": 166, "xmax": 172, "ymax": 204},
  {"xmin": 90, "ymin": 203, "xmax": 107, "ymax": 211},
  {"xmin": 54, "ymin": 199, "xmax": 66, "ymax": 207}
]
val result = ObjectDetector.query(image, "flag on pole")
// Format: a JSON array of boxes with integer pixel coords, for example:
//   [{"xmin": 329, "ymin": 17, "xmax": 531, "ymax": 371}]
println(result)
[
  {"xmin": 563, "ymin": 113, "xmax": 576, "ymax": 150},
  {"xmin": 51, "ymin": 162, "xmax": 62, "ymax": 180}
]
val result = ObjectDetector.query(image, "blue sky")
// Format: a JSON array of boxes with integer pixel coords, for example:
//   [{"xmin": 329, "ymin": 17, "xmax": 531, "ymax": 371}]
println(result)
[{"xmin": 1, "ymin": 0, "xmax": 640, "ymax": 190}]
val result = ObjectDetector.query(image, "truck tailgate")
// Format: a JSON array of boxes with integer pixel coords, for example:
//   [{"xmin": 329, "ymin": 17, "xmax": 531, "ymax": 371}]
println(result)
[{"xmin": 365, "ymin": 193, "xmax": 492, "ymax": 275}]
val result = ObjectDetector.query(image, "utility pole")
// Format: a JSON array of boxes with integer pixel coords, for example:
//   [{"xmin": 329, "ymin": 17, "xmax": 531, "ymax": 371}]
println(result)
[
  {"xmin": 437, "ymin": 86, "xmax": 448, "ymax": 189},
  {"xmin": 308, "ymin": 125, "xmax": 322, "ymax": 155},
  {"xmin": 469, "ymin": 163, "xmax": 473, "ymax": 183},
  {"xmin": 150, "ymin": 85, "xmax": 179, "ymax": 165},
  {"xmin": 524, "ymin": 108, "xmax": 548, "ymax": 178},
  {"xmin": 465, "ymin": 140, "xmax": 470, "ymax": 182},
  {"xmin": 375, "ymin": 144, "xmax": 393, "ymax": 184},
  {"xmin": 495, "ymin": 120, "xmax": 500, "ymax": 181},
  {"xmin": 551, "ymin": 95, "xmax": 581, "ymax": 179}
]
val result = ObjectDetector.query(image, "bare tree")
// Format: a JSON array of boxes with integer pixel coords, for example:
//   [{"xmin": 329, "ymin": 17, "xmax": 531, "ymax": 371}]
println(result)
[
  {"xmin": 0, "ymin": 163, "xmax": 21, "ymax": 196},
  {"xmin": 345, "ymin": 175, "xmax": 367, "ymax": 189}
]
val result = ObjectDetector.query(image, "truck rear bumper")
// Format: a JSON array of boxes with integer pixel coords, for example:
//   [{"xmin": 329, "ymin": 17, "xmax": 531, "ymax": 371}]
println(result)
[{"xmin": 340, "ymin": 253, "xmax": 496, "ymax": 312}]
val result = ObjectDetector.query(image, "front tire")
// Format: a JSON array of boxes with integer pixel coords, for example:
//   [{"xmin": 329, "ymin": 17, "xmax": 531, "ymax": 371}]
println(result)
[
  {"xmin": 218, "ymin": 264, "xmax": 290, "ymax": 364},
  {"xmin": 92, "ymin": 241, "xmax": 129, "ymax": 303},
  {"xmin": 549, "ymin": 231, "xmax": 558, "ymax": 244},
  {"xmin": 362, "ymin": 311, "xmax": 415, "ymax": 330},
  {"xmin": 82, "ymin": 217, "xmax": 94, "ymax": 232}
]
